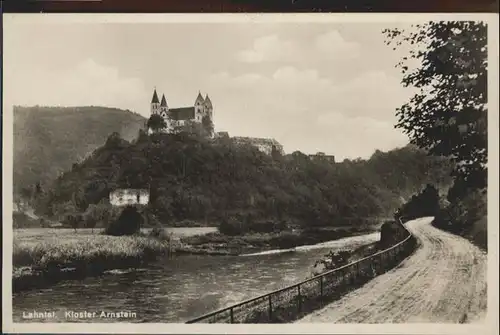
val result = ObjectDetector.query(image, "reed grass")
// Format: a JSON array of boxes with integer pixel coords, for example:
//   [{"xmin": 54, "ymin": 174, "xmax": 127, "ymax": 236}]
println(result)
[{"xmin": 12, "ymin": 234, "xmax": 172, "ymax": 292}]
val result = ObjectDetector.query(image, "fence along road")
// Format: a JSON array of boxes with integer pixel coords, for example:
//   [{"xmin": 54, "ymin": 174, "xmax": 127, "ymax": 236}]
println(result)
[
  {"xmin": 297, "ymin": 217, "xmax": 487, "ymax": 323},
  {"xmin": 187, "ymin": 217, "xmax": 416, "ymax": 324}
]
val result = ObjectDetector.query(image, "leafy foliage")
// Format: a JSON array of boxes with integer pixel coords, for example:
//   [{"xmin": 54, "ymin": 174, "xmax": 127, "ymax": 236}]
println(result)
[
  {"xmin": 383, "ymin": 21, "xmax": 487, "ymax": 194},
  {"xmin": 384, "ymin": 21, "xmax": 488, "ymax": 248},
  {"xmin": 434, "ymin": 188, "xmax": 487, "ymax": 249},
  {"xmin": 395, "ymin": 184, "xmax": 440, "ymax": 222},
  {"xmin": 105, "ymin": 205, "xmax": 143, "ymax": 236},
  {"xmin": 201, "ymin": 115, "xmax": 215, "ymax": 137},
  {"xmin": 379, "ymin": 220, "xmax": 410, "ymax": 248},
  {"xmin": 147, "ymin": 114, "xmax": 167, "ymax": 132}
]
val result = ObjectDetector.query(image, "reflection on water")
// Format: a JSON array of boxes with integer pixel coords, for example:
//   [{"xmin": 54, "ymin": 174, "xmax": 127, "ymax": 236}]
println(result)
[{"xmin": 12, "ymin": 232, "xmax": 379, "ymax": 323}]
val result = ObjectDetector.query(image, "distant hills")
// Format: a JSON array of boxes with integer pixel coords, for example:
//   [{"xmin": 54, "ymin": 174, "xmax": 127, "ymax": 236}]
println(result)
[{"xmin": 13, "ymin": 106, "xmax": 146, "ymax": 193}]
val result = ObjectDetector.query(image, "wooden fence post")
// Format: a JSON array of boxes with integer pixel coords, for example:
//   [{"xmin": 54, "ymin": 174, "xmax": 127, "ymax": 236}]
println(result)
[
  {"xmin": 268, "ymin": 295, "xmax": 272, "ymax": 322},
  {"xmin": 297, "ymin": 285, "xmax": 302, "ymax": 313},
  {"xmin": 320, "ymin": 276, "xmax": 323, "ymax": 297}
]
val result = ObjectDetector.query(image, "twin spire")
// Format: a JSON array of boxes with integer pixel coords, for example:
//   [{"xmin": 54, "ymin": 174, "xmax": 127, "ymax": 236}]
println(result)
[
  {"xmin": 152, "ymin": 88, "xmax": 211, "ymax": 107},
  {"xmin": 160, "ymin": 94, "xmax": 167, "ymax": 107},
  {"xmin": 151, "ymin": 88, "xmax": 159, "ymax": 104}
]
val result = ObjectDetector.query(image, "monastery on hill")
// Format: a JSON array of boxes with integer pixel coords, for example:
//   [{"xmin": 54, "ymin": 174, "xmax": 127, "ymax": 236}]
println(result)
[
  {"xmin": 146, "ymin": 87, "xmax": 284, "ymax": 155},
  {"xmin": 149, "ymin": 88, "xmax": 214, "ymax": 137}
]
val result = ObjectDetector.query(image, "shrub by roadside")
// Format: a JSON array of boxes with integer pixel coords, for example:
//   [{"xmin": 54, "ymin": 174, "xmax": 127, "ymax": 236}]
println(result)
[
  {"xmin": 311, "ymin": 219, "xmax": 410, "ymax": 277},
  {"xmin": 433, "ymin": 188, "xmax": 487, "ymax": 250}
]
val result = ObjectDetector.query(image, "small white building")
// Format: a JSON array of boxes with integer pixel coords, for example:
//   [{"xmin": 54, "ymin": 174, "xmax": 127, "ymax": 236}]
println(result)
[{"xmin": 109, "ymin": 189, "xmax": 150, "ymax": 207}]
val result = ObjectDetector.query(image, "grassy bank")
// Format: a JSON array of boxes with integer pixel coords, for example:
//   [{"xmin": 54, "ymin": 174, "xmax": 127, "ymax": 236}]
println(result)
[
  {"xmin": 179, "ymin": 226, "xmax": 378, "ymax": 256},
  {"xmin": 13, "ymin": 234, "xmax": 172, "ymax": 292}
]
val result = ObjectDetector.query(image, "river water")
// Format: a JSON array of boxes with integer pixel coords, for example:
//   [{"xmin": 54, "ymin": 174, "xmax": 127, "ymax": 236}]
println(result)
[{"xmin": 12, "ymin": 231, "xmax": 379, "ymax": 323}]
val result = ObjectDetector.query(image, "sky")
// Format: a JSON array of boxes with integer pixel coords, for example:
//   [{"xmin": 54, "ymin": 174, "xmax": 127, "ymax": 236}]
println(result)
[{"xmin": 3, "ymin": 16, "xmax": 418, "ymax": 160}]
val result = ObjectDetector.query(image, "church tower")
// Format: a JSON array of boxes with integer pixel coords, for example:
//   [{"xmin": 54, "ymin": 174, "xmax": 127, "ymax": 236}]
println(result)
[
  {"xmin": 159, "ymin": 94, "xmax": 169, "ymax": 132},
  {"xmin": 160, "ymin": 94, "xmax": 169, "ymax": 117},
  {"xmin": 151, "ymin": 88, "xmax": 160, "ymax": 115},
  {"xmin": 194, "ymin": 91, "xmax": 205, "ymax": 123},
  {"xmin": 204, "ymin": 94, "xmax": 213, "ymax": 120}
]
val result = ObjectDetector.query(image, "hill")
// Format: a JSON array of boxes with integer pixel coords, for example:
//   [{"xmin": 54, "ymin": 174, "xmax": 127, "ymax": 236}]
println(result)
[
  {"xmin": 32, "ymin": 131, "xmax": 454, "ymax": 231},
  {"xmin": 13, "ymin": 106, "xmax": 147, "ymax": 193}
]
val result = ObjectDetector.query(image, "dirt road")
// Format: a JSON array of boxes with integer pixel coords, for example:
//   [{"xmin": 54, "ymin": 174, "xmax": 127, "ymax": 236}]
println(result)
[{"xmin": 296, "ymin": 217, "xmax": 487, "ymax": 323}]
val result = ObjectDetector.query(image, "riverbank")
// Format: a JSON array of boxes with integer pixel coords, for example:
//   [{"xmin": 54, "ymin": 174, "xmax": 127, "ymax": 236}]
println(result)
[
  {"xmin": 12, "ymin": 234, "xmax": 173, "ymax": 292},
  {"xmin": 12, "ymin": 225, "xmax": 379, "ymax": 292},
  {"xmin": 179, "ymin": 225, "xmax": 378, "ymax": 256}
]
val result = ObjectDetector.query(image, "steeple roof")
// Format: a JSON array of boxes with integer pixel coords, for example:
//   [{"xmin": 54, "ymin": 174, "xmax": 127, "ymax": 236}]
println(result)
[
  {"xmin": 151, "ymin": 89, "xmax": 159, "ymax": 104},
  {"xmin": 160, "ymin": 94, "xmax": 167, "ymax": 107},
  {"xmin": 204, "ymin": 94, "xmax": 212, "ymax": 107},
  {"xmin": 195, "ymin": 91, "xmax": 205, "ymax": 103}
]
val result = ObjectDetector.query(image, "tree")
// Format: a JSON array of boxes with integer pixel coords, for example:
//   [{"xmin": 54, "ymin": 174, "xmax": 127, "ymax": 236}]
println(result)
[
  {"xmin": 271, "ymin": 145, "xmax": 283, "ymax": 161},
  {"xmin": 383, "ymin": 21, "xmax": 487, "ymax": 195},
  {"xmin": 72, "ymin": 187, "xmax": 89, "ymax": 212},
  {"xmin": 105, "ymin": 205, "xmax": 143, "ymax": 236},
  {"xmin": 66, "ymin": 213, "xmax": 81, "ymax": 233},
  {"xmin": 395, "ymin": 184, "xmax": 441, "ymax": 220},
  {"xmin": 176, "ymin": 120, "xmax": 204, "ymax": 137},
  {"xmin": 201, "ymin": 115, "xmax": 215, "ymax": 138},
  {"xmin": 147, "ymin": 114, "xmax": 167, "ymax": 133},
  {"xmin": 35, "ymin": 182, "xmax": 43, "ymax": 197},
  {"xmin": 84, "ymin": 203, "xmax": 108, "ymax": 233},
  {"xmin": 20, "ymin": 186, "xmax": 33, "ymax": 208},
  {"xmin": 105, "ymin": 132, "xmax": 123, "ymax": 146}
]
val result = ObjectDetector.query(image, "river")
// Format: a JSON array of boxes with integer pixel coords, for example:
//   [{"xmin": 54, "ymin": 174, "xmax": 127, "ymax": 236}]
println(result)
[{"xmin": 12, "ymin": 230, "xmax": 380, "ymax": 323}]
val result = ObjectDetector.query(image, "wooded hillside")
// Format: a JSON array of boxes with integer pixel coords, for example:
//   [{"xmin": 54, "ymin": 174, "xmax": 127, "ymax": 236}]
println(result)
[
  {"xmin": 13, "ymin": 106, "xmax": 146, "ymax": 192},
  {"xmin": 32, "ymin": 131, "xmax": 453, "ymax": 229}
]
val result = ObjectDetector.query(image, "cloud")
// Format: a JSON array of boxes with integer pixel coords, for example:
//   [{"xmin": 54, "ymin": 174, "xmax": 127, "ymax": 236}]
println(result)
[
  {"xmin": 206, "ymin": 67, "xmax": 411, "ymax": 159},
  {"xmin": 7, "ymin": 59, "xmax": 149, "ymax": 116},
  {"xmin": 281, "ymin": 112, "xmax": 408, "ymax": 159},
  {"xmin": 236, "ymin": 34, "xmax": 298, "ymax": 63},
  {"xmin": 209, "ymin": 67, "xmax": 409, "ymax": 120},
  {"xmin": 329, "ymin": 70, "xmax": 413, "ymax": 120},
  {"xmin": 236, "ymin": 30, "xmax": 360, "ymax": 64},
  {"xmin": 208, "ymin": 66, "xmax": 334, "ymax": 119},
  {"xmin": 314, "ymin": 30, "xmax": 361, "ymax": 58}
]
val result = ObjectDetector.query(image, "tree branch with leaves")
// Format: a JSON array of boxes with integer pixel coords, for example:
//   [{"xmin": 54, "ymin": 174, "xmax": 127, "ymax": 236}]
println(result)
[
  {"xmin": 383, "ymin": 21, "xmax": 488, "ymax": 194},
  {"xmin": 147, "ymin": 114, "xmax": 167, "ymax": 133}
]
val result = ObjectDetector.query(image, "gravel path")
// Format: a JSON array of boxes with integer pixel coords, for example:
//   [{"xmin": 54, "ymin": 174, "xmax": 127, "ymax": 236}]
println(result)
[{"xmin": 296, "ymin": 217, "xmax": 487, "ymax": 323}]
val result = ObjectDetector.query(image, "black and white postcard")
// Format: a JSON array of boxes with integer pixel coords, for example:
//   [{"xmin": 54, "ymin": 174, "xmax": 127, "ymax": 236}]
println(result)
[{"xmin": 2, "ymin": 13, "xmax": 498, "ymax": 334}]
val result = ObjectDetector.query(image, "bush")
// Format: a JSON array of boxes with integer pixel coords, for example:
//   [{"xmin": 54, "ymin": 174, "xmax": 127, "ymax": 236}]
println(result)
[
  {"xmin": 395, "ymin": 184, "xmax": 440, "ymax": 221},
  {"xmin": 148, "ymin": 227, "xmax": 172, "ymax": 240},
  {"xmin": 379, "ymin": 220, "xmax": 409, "ymax": 249},
  {"xmin": 219, "ymin": 216, "xmax": 249, "ymax": 236},
  {"xmin": 105, "ymin": 206, "xmax": 143, "ymax": 236},
  {"xmin": 83, "ymin": 204, "xmax": 121, "ymax": 229},
  {"xmin": 247, "ymin": 219, "xmax": 284, "ymax": 233},
  {"xmin": 13, "ymin": 212, "xmax": 39, "ymax": 228},
  {"xmin": 433, "ymin": 188, "xmax": 487, "ymax": 250},
  {"xmin": 268, "ymin": 231, "xmax": 301, "ymax": 249},
  {"xmin": 64, "ymin": 213, "xmax": 84, "ymax": 231}
]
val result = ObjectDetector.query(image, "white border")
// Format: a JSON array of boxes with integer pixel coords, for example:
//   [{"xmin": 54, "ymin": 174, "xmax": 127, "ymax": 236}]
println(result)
[{"xmin": 2, "ymin": 13, "xmax": 499, "ymax": 335}]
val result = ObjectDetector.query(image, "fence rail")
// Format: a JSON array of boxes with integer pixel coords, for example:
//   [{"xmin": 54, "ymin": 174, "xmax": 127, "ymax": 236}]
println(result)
[{"xmin": 186, "ymin": 217, "xmax": 416, "ymax": 324}]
